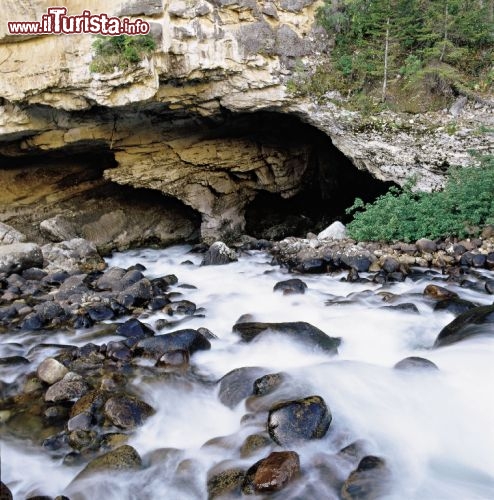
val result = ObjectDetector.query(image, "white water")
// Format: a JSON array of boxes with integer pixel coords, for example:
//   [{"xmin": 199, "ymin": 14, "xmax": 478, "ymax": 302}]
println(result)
[{"xmin": 2, "ymin": 245, "xmax": 494, "ymax": 499}]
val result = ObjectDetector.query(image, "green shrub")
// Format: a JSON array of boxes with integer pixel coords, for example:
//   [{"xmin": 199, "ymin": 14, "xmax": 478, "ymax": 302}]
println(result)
[
  {"xmin": 90, "ymin": 34, "xmax": 156, "ymax": 73},
  {"xmin": 346, "ymin": 155, "xmax": 494, "ymax": 242}
]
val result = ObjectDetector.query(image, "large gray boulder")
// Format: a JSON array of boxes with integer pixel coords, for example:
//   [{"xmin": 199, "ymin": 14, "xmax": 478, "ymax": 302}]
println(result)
[
  {"xmin": 0, "ymin": 222, "xmax": 26, "ymax": 245},
  {"xmin": 0, "ymin": 243, "xmax": 43, "ymax": 275},
  {"xmin": 42, "ymin": 238, "xmax": 105, "ymax": 273}
]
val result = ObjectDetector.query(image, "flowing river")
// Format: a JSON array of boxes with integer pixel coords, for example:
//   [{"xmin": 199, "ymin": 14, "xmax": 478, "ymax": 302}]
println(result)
[{"xmin": 2, "ymin": 245, "xmax": 494, "ymax": 499}]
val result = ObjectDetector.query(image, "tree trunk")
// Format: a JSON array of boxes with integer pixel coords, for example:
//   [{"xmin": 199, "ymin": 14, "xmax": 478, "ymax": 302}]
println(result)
[
  {"xmin": 382, "ymin": 17, "xmax": 390, "ymax": 103},
  {"xmin": 440, "ymin": 2, "xmax": 448, "ymax": 62}
]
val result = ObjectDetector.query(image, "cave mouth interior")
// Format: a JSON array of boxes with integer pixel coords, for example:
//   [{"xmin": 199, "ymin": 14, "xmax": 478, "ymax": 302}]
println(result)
[
  {"xmin": 0, "ymin": 110, "xmax": 395, "ymax": 244},
  {"xmin": 239, "ymin": 112, "xmax": 396, "ymax": 240}
]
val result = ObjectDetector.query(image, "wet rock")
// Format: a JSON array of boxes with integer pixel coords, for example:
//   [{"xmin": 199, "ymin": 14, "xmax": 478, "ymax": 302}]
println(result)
[
  {"xmin": 240, "ymin": 433, "xmax": 272, "ymax": 458},
  {"xmin": 253, "ymin": 372, "xmax": 285, "ymax": 397},
  {"xmin": 207, "ymin": 466, "xmax": 245, "ymax": 499},
  {"xmin": 67, "ymin": 412, "xmax": 92, "ymax": 431},
  {"xmin": 341, "ymin": 456, "xmax": 391, "ymax": 500},
  {"xmin": 74, "ymin": 445, "xmax": 142, "ymax": 481},
  {"xmin": 393, "ymin": 357, "xmax": 439, "ymax": 371},
  {"xmin": 433, "ymin": 298, "xmax": 477, "ymax": 315},
  {"xmin": 295, "ymin": 258, "xmax": 328, "ymax": 274},
  {"xmin": 21, "ymin": 312, "xmax": 44, "ymax": 330},
  {"xmin": 201, "ymin": 242, "xmax": 237, "ymax": 266},
  {"xmin": 85, "ymin": 303, "xmax": 115, "ymax": 322},
  {"xmin": 242, "ymin": 451, "xmax": 300, "ymax": 494},
  {"xmin": 423, "ymin": 284, "xmax": 458, "ymax": 300},
  {"xmin": 0, "ymin": 482, "xmax": 13, "ymax": 500},
  {"xmin": 267, "ymin": 396, "xmax": 331, "ymax": 446},
  {"xmin": 37, "ymin": 358, "xmax": 68, "ymax": 385},
  {"xmin": 382, "ymin": 257, "xmax": 400, "ymax": 274},
  {"xmin": 103, "ymin": 394, "xmax": 154, "ymax": 429},
  {"xmin": 115, "ymin": 318, "xmax": 154, "ymax": 339},
  {"xmin": 0, "ymin": 355, "xmax": 30, "ymax": 366},
  {"xmin": 156, "ymin": 349, "xmax": 189, "ymax": 370},
  {"xmin": 164, "ymin": 300, "xmax": 196, "ymax": 316},
  {"xmin": 0, "ymin": 305, "xmax": 18, "ymax": 322},
  {"xmin": 485, "ymin": 279, "xmax": 494, "ymax": 294},
  {"xmin": 381, "ymin": 303, "xmax": 419, "ymax": 313},
  {"xmin": 106, "ymin": 341, "xmax": 132, "ymax": 362},
  {"xmin": 133, "ymin": 329, "xmax": 211, "ymax": 359},
  {"xmin": 273, "ymin": 278, "xmax": 307, "ymax": 295},
  {"xmin": 0, "ymin": 243, "xmax": 43, "ymax": 275},
  {"xmin": 434, "ymin": 304, "xmax": 494, "ymax": 347},
  {"xmin": 460, "ymin": 251, "xmax": 474, "ymax": 267},
  {"xmin": 218, "ymin": 367, "xmax": 267, "ymax": 409},
  {"xmin": 472, "ymin": 254, "xmax": 486, "ymax": 268},
  {"xmin": 95, "ymin": 267, "xmax": 126, "ymax": 291},
  {"xmin": 486, "ymin": 252, "xmax": 494, "ymax": 269},
  {"xmin": 148, "ymin": 296, "xmax": 170, "ymax": 310},
  {"xmin": 45, "ymin": 372, "xmax": 90, "ymax": 402},
  {"xmin": 318, "ymin": 221, "xmax": 347, "ymax": 240},
  {"xmin": 233, "ymin": 322, "xmax": 341, "ymax": 354},
  {"xmin": 68, "ymin": 429, "xmax": 99, "ymax": 451},
  {"xmin": 118, "ymin": 278, "xmax": 153, "ymax": 306},
  {"xmin": 34, "ymin": 302, "xmax": 65, "ymax": 324},
  {"xmin": 341, "ymin": 255, "xmax": 372, "ymax": 273},
  {"xmin": 416, "ymin": 238, "xmax": 437, "ymax": 253},
  {"xmin": 70, "ymin": 390, "xmax": 108, "ymax": 420}
]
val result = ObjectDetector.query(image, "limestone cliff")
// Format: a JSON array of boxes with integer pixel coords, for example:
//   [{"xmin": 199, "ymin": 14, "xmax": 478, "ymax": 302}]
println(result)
[{"xmin": 0, "ymin": 0, "xmax": 492, "ymax": 245}]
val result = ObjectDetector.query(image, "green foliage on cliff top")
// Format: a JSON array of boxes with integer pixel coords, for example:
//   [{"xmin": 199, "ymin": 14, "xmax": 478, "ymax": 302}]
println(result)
[
  {"xmin": 308, "ymin": 0, "xmax": 494, "ymax": 110},
  {"xmin": 346, "ymin": 154, "xmax": 494, "ymax": 242},
  {"xmin": 90, "ymin": 35, "xmax": 156, "ymax": 73}
]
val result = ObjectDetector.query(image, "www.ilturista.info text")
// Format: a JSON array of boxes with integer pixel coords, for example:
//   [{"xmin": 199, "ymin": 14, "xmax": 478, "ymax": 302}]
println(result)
[{"xmin": 8, "ymin": 7, "xmax": 150, "ymax": 35}]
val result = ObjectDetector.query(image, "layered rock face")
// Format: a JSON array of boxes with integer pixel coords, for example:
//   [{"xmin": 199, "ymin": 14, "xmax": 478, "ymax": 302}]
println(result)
[{"xmin": 0, "ymin": 0, "xmax": 491, "ymax": 244}]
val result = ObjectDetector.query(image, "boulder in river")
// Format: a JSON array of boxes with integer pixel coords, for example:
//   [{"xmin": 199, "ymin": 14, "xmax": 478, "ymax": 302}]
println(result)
[
  {"xmin": 115, "ymin": 318, "xmax": 154, "ymax": 339},
  {"xmin": 273, "ymin": 278, "xmax": 307, "ymax": 295},
  {"xmin": 133, "ymin": 329, "xmax": 211, "ymax": 359},
  {"xmin": 423, "ymin": 284, "xmax": 458, "ymax": 300},
  {"xmin": 37, "ymin": 357, "xmax": 68, "ymax": 385},
  {"xmin": 103, "ymin": 394, "xmax": 154, "ymax": 429},
  {"xmin": 73, "ymin": 445, "xmax": 142, "ymax": 481},
  {"xmin": 45, "ymin": 372, "xmax": 90, "ymax": 402},
  {"xmin": 393, "ymin": 357, "xmax": 439, "ymax": 371},
  {"xmin": 218, "ymin": 367, "xmax": 267, "ymax": 409},
  {"xmin": 267, "ymin": 395, "xmax": 331, "ymax": 446},
  {"xmin": 341, "ymin": 456, "xmax": 391, "ymax": 500},
  {"xmin": 434, "ymin": 304, "xmax": 494, "ymax": 347},
  {"xmin": 242, "ymin": 451, "xmax": 300, "ymax": 494},
  {"xmin": 207, "ymin": 466, "xmax": 245, "ymax": 499},
  {"xmin": 201, "ymin": 242, "xmax": 237, "ymax": 266},
  {"xmin": 233, "ymin": 321, "xmax": 341, "ymax": 354}
]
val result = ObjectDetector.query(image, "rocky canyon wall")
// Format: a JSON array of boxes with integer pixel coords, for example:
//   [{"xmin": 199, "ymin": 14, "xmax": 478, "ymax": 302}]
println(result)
[{"xmin": 0, "ymin": 0, "xmax": 491, "ymax": 246}]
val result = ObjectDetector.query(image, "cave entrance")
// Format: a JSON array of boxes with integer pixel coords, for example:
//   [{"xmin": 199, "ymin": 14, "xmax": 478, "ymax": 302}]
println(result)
[
  {"xmin": 0, "ymin": 143, "xmax": 200, "ymax": 251},
  {"xmin": 241, "ymin": 113, "xmax": 395, "ymax": 240}
]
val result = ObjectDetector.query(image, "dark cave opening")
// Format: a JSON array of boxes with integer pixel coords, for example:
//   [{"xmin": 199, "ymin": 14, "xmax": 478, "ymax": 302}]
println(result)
[
  {"xmin": 0, "ymin": 110, "xmax": 396, "ymax": 246},
  {"xmin": 240, "ymin": 113, "xmax": 396, "ymax": 240}
]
